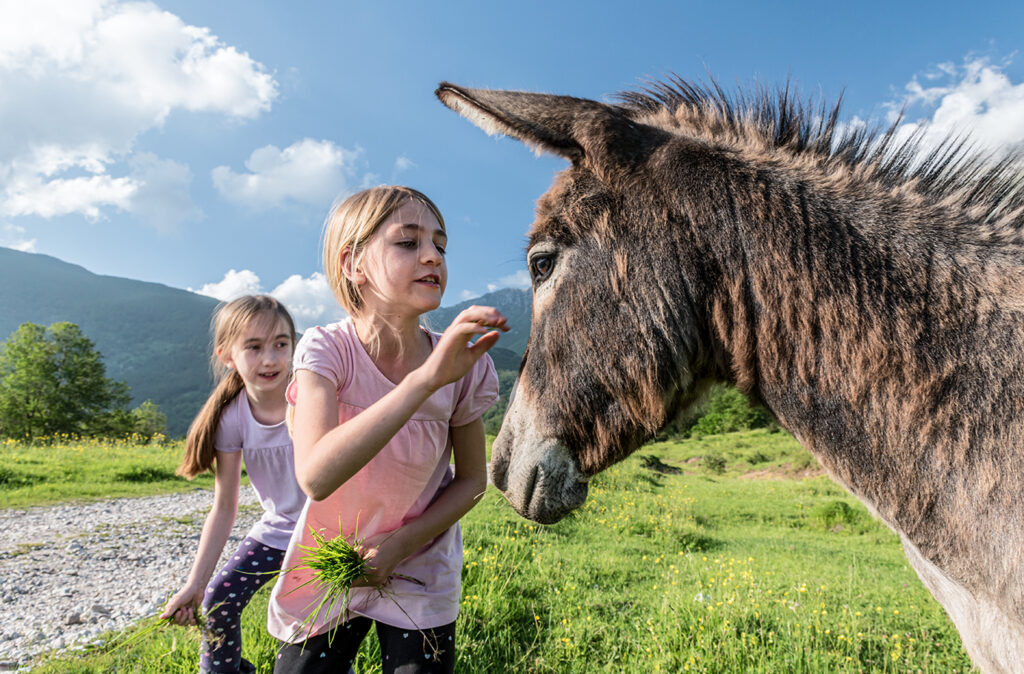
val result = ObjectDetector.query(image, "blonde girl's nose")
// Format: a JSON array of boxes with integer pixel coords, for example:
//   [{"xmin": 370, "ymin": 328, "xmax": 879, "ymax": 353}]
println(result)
[{"xmin": 422, "ymin": 242, "xmax": 443, "ymax": 264}]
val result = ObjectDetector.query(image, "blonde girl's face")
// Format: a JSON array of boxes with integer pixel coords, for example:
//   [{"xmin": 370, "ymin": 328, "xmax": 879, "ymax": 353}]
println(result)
[
  {"xmin": 352, "ymin": 200, "xmax": 448, "ymax": 316},
  {"xmin": 221, "ymin": 316, "xmax": 293, "ymax": 397}
]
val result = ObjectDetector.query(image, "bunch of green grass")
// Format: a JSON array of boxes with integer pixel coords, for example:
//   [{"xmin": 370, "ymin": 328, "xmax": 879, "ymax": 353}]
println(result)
[
  {"xmin": 290, "ymin": 525, "xmax": 370, "ymax": 633},
  {"xmin": 110, "ymin": 600, "xmax": 224, "ymax": 654},
  {"xmin": 284, "ymin": 525, "xmax": 426, "ymax": 650}
]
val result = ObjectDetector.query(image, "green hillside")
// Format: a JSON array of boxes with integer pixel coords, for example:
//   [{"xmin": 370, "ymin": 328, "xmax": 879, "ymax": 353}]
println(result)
[{"xmin": 0, "ymin": 247, "xmax": 218, "ymax": 436}]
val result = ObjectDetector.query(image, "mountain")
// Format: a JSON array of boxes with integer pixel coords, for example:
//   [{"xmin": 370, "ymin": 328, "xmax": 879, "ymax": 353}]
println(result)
[
  {"xmin": 426, "ymin": 287, "xmax": 532, "ymax": 356},
  {"xmin": 0, "ymin": 247, "xmax": 533, "ymax": 436},
  {"xmin": 0, "ymin": 247, "xmax": 219, "ymax": 436}
]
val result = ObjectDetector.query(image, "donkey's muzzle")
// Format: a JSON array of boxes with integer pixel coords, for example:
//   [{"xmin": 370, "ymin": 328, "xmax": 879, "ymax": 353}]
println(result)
[{"xmin": 490, "ymin": 431, "xmax": 589, "ymax": 524}]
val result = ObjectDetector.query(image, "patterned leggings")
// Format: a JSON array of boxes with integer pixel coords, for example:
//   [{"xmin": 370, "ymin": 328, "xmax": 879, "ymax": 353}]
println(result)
[
  {"xmin": 201, "ymin": 536, "xmax": 285, "ymax": 673},
  {"xmin": 274, "ymin": 618, "xmax": 457, "ymax": 674}
]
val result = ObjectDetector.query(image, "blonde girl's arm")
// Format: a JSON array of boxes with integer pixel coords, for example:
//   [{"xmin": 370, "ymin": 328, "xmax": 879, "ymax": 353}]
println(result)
[
  {"xmin": 160, "ymin": 450, "xmax": 242, "ymax": 625},
  {"xmin": 354, "ymin": 416, "xmax": 487, "ymax": 587},
  {"xmin": 292, "ymin": 305, "xmax": 506, "ymax": 501}
]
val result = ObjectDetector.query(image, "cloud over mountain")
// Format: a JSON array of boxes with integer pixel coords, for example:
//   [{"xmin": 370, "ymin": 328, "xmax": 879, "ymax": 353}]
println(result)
[{"xmin": 192, "ymin": 268, "xmax": 342, "ymax": 331}]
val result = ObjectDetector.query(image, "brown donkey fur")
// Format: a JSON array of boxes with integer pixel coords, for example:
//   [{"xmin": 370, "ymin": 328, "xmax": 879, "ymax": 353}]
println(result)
[{"xmin": 437, "ymin": 79, "xmax": 1024, "ymax": 672}]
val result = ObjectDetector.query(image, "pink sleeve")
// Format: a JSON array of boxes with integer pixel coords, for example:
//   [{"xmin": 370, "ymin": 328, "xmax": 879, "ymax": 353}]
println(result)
[
  {"xmin": 451, "ymin": 353, "xmax": 499, "ymax": 427},
  {"xmin": 286, "ymin": 325, "xmax": 350, "ymax": 406},
  {"xmin": 213, "ymin": 394, "xmax": 243, "ymax": 452}
]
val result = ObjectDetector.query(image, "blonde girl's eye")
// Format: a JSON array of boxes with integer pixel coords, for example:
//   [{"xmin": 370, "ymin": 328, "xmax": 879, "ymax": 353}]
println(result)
[{"xmin": 436, "ymin": 243, "xmax": 447, "ymax": 255}]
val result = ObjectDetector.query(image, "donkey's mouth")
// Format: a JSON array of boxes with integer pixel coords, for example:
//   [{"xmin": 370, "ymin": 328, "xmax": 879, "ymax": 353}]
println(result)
[
  {"xmin": 521, "ymin": 462, "xmax": 589, "ymax": 524},
  {"xmin": 491, "ymin": 433, "xmax": 589, "ymax": 524}
]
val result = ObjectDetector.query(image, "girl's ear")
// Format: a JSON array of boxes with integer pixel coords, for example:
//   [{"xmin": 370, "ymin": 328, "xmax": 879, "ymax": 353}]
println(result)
[
  {"xmin": 340, "ymin": 247, "xmax": 366, "ymax": 285},
  {"xmin": 216, "ymin": 347, "xmax": 235, "ymax": 370}
]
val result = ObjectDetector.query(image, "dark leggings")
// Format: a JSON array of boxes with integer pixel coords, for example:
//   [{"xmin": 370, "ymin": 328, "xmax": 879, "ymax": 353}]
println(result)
[
  {"xmin": 274, "ymin": 617, "xmax": 456, "ymax": 674},
  {"xmin": 201, "ymin": 536, "xmax": 285, "ymax": 673}
]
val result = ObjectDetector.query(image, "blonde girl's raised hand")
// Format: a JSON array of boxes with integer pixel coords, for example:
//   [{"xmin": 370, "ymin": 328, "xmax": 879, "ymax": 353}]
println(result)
[{"xmin": 420, "ymin": 306, "xmax": 509, "ymax": 392}]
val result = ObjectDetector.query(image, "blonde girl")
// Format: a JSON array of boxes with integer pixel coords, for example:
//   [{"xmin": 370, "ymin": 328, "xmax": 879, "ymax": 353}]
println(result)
[
  {"xmin": 162, "ymin": 295, "xmax": 305, "ymax": 674},
  {"xmin": 268, "ymin": 186, "xmax": 506, "ymax": 673}
]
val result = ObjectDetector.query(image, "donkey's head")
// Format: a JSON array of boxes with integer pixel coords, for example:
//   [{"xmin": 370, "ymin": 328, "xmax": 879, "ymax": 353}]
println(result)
[{"xmin": 438, "ymin": 83, "xmax": 730, "ymax": 523}]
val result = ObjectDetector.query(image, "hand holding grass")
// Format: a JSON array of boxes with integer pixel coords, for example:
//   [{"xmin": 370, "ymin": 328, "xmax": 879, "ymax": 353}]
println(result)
[
  {"xmin": 350, "ymin": 540, "xmax": 404, "ymax": 588},
  {"xmin": 159, "ymin": 583, "xmax": 204, "ymax": 626}
]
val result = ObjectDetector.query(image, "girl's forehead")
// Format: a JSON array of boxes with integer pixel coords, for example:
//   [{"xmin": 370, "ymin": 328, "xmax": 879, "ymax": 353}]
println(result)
[
  {"xmin": 238, "ymin": 313, "xmax": 291, "ymax": 342},
  {"xmin": 380, "ymin": 201, "xmax": 443, "ymax": 232}
]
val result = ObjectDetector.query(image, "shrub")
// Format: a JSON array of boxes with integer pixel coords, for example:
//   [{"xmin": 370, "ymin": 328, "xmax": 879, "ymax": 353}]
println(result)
[
  {"xmin": 690, "ymin": 386, "xmax": 774, "ymax": 436},
  {"xmin": 0, "ymin": 466, "xmax": 40, "ymax": 489},
  {"xmin": 792, "ymin": 451, "xmax": 820, "ymax": 471},
  {"xmin": 116, "ymin": 466, "xmax": 176, "ymax": 483},
  {"xmin": 814, "ymin": 500, "xmax": 860, "ymax": 529},
  {"xmin": 702, "ymin": 453, "xmax": 726, "ymax": 474}
]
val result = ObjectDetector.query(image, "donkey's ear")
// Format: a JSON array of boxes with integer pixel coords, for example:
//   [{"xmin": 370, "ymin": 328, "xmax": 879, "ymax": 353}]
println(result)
[{"xmin": 436, "ymin": 82, "xmax": 619, "ymax": 163}]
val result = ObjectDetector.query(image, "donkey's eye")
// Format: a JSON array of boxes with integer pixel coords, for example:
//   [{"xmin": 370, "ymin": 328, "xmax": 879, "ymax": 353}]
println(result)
[{"xmin": 530, "ymin": 255, "xmax": 554, "ymax": 282}]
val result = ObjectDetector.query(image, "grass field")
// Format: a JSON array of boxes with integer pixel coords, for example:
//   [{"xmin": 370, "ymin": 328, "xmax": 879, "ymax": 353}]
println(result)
[
  {"xmin": 12, "ymin": 431, "xmax": 973, "ymax": 672},
  {"xmin": 0, "ymin": 436, "xmax": 219, "ymax": 509}
]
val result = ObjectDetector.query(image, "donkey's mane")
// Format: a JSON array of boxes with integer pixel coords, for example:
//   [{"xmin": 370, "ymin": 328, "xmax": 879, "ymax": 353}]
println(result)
[{"xmin": 615, "ymin": 76, "xmax": 1024, "ymax": 232}]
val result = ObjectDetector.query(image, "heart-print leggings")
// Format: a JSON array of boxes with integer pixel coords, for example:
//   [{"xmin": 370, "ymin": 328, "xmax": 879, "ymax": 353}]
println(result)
[
  {"xmin": 273, "ymin": 617, "xmax": 457, "ymax": 673},
  {"xmin": 201, "ymin": 536, "xmax": 285, "ymax": 673}
]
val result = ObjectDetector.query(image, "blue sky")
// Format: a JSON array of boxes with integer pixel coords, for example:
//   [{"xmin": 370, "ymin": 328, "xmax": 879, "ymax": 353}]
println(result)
[{"xmin": 2, "ymin": 0, "xmax": 1023, "ymax": 330}]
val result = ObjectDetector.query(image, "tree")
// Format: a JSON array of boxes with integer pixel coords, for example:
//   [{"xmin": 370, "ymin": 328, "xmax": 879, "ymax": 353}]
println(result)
[
  {"xmin": 131, "ymin": 400, "xmax": 167, "ymax": 441},
  {"xmin": 0, "ymin": 322, "xmax": 131, "ymax": 439}
]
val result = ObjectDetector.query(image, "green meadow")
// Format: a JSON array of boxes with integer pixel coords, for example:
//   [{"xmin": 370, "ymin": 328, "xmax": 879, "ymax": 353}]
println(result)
[
  {"xmin": 0, "ymin": 436, "xmax": 218, "ymax": 508},
  {"xmin": 9, "ymin": 431, "xmax": 973, "ymax": 672}
]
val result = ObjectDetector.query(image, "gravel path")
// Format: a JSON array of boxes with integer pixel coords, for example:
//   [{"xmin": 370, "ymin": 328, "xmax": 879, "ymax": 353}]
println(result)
[{"xmin": 0, "ymin": 488, "xmax": 262, "ymax": 671}]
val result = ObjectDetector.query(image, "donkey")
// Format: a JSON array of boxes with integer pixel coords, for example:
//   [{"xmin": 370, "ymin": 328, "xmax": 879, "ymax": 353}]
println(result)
[{"xmin": 436, "ymin": 79, "xmax": 1024, "ymax": 672}]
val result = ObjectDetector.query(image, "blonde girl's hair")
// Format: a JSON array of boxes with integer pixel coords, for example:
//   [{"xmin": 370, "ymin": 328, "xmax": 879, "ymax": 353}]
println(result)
[
  {"xmin": 178, "ymin": 295, "xmax": 297, "ymax": 479},
  {"xmin": 322, "ymin": 185, "xmax": 445, "ymax": 316}
]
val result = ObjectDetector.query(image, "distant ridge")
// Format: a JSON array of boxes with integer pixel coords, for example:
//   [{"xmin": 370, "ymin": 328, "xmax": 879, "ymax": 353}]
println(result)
[
  {"xmin": 0, "ymin": 247, "xmax": 218, "ymax": 436},
  {"xmin": 428, "ymin": 287, "xmax": 532, "ymax": 356}
]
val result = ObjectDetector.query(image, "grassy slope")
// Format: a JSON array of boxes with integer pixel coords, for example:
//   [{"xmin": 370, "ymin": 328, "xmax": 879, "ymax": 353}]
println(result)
[
  {"xmin": 16, "ymin": 431, "xmax": 973, "ymax": 672},
  {"xmin": 0, "ymin": 438, "xmax": 222, "ymax": 509}
]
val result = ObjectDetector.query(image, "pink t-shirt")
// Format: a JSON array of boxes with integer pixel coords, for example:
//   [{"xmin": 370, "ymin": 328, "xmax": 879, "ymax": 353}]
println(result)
[
  {"xmin": 267, "ymin": 319, "xmax": 498, "ymax": 641},
  {"xmin": 214, "ymin": 393, "xmax": 305, "ymax": 550}
]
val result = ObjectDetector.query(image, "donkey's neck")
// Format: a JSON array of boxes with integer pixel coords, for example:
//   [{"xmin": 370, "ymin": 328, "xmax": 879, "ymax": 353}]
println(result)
[{"xmin": 697, "ymin": 179, "xmax": 1024, "ymax": 541}]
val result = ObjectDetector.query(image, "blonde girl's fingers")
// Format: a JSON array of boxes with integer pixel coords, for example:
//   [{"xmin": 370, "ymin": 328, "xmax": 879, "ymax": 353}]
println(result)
[
  {"xmin": 455, "ymin": 306, "xmax": 508, "ymax": 329},
  {"xmin": 444, "ymin": 322, "xmax": 492, "ymax": 343},
  {"xmin": 469, "ymin": 331, "xmax": 500, "ymax": 355}
]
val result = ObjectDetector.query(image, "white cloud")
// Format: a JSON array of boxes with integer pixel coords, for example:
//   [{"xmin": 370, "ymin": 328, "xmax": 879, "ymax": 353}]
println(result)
[
  {"xmin": 269, "ymin": 272, "xmax": 343, "ymax": 331},
  {"xmin": 469, "ymin": 267, "xmax": 532, "ymax": 299},
  {"xmin": 1, "ymin": 223, "xmax": 36, "ymax": 252},
  {"xmin": 887, "ymin": 56, "xmax": 1024, "ymax": 157},
  {"xmin": 212, "ymin": 138, "xmax": 361, "ymax": 209},
  {"xmin": 394, "ymin": 156, "xmax": 415, "ymax": 172},
  {"xmin": 459, "ymin": 289, "xmax": 480, "ymax": 301},
  {"xmin": 498, "ymin": 268, "xmax": 531, "ymax": 289},
  {"xmin": 2, "ymin": 173, "xmax": 137, "ymax": 220},
  {"xmin": 191, "ymin": 269, "xmax": 262, "ymax": 301},
  {"xmin": 191, "ymin": 268, "xmax": 343, "ymax": 332},
  {"xmin": 0, "ymin": 0, "xmax": 276, "ymax": 223}
]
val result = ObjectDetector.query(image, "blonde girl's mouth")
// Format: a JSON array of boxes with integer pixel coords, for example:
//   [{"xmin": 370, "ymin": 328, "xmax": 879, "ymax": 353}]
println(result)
[{"xmin": 416, "ymin": 275, "xmax": 441, "ymax": 287}]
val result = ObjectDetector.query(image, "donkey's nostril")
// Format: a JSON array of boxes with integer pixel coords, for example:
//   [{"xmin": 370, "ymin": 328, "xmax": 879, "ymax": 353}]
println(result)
[{"xmin": 522, "ymin": 464, "xmax": 539, "ymax": 515}]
